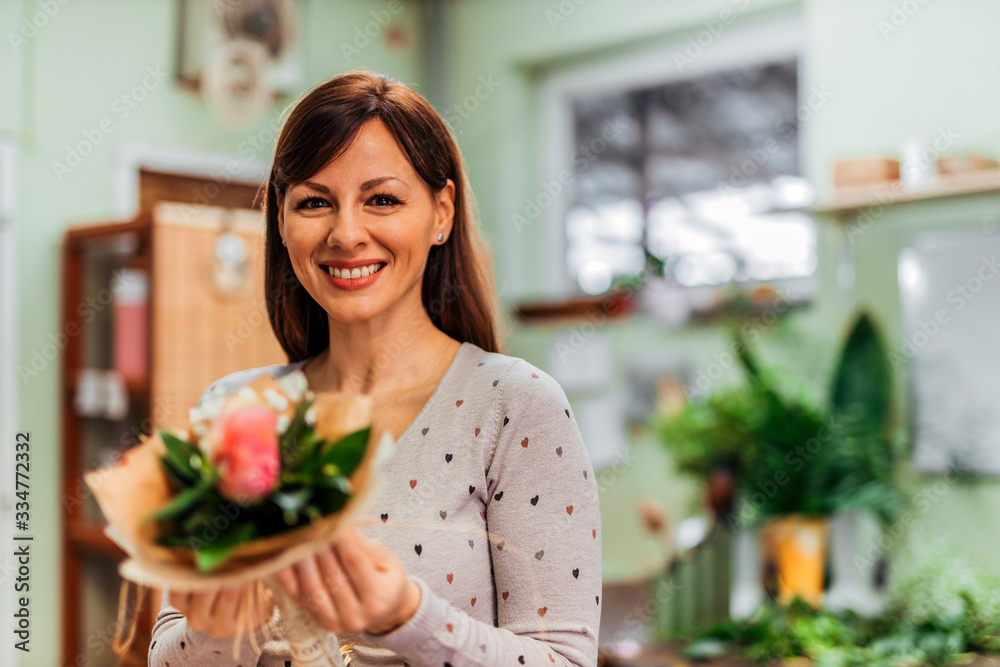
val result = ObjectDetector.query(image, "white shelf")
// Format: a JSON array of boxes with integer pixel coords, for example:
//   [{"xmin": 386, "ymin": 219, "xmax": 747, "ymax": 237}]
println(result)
[{"xmin": 813, "ymin": 170, "xmax": 1000, "ymax": 217}]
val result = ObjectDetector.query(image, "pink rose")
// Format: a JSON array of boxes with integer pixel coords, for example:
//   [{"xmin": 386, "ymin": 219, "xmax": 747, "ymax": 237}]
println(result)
[{"xmin": 211, "ymin": 404, "xmax": 280, "ymax": 503}]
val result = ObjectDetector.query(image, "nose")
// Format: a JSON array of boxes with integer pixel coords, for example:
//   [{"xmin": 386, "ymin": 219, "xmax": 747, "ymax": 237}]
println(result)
[{"xmin": 325, "ymin": 208, "xmax": 368, "ymax": 250}]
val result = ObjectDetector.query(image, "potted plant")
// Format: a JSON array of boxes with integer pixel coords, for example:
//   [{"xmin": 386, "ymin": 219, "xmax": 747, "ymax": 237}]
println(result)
[
  {"xmin": 655, "ymin": 312, "xmax": 900, "ymax": 608},
  {"xmin": 653, "ymin": 382, "xmax": 766, "ymax": 517},
  {"xmin": 730, "ymin": 334, "xmax": 834, "ymax": 608}
]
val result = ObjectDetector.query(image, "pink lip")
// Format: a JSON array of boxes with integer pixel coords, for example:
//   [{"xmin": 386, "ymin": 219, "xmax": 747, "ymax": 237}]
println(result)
[{"xmin": 320, "ymin": 263, "xmax": 386, "ymax": 291}]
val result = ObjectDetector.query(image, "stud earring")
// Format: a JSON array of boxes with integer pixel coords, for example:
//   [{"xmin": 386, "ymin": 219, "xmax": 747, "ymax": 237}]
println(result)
[
  {"xmin": 437, "ymin": 233, "xmax": 444, "ymax": 243},
  {"xmin": 281, "ymin": 238, "xmax": 286, "ymax": 247}
]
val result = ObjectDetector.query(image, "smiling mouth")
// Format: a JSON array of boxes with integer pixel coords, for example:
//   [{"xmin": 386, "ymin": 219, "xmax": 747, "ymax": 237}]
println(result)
[{"xmin": 323, "ymin": 262, "xmax": 387, "ymax": 280}]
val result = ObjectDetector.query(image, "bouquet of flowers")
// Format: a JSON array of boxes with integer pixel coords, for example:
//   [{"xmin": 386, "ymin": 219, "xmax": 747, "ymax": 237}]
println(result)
[{"xmin": 84, "ymin": 370, "xmax": 391, "ymax": 666}]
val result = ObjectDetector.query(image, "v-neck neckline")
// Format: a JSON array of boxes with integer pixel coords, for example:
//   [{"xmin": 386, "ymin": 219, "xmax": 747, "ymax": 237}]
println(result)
[
  {"xmin": 394, "ymin": 341, "xmax": 470, "ymax": 445},
  {"xmin": 292, "ymin": 342, "xmax": 472, "ymax": 445}
]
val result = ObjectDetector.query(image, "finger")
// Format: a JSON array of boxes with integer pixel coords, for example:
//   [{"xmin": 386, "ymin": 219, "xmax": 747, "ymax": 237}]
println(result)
[
  {"xmin": 332, "ymin": 531, "xmax": 379, "ymax": 600},
  {"xmin": 321, "ymin": 543, "xmax": 360, "ymax": 599},
  {"xmin": 250, "ymin": 583, "xmax": 275, "ymax": 627},
  {"xmin": 274, "ymin": 566, "xmax": 299, "ymax": 597},
  {"xmin": 295, "ymin": 555, "xmax": 339, "ymax": 625},
  {"xmin": 318, "ymin": 545, "xmax": 364, "ymax": 629},
  {"xmin": 172, "ymin": 590, "xmax": 195, "ymax": 616},
  {"xmin": 211, "ymin": 585, "xmax": 242, "ymax": 622},
  {"xmin": 189, "ymin": 589, "xmax": 218, "ymax": 626}
]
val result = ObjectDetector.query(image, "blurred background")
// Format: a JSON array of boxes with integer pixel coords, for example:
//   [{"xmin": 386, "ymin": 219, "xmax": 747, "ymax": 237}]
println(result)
[{"xmin": 3, "ymin": 0, "xmax": 1000, "ymax": 665}]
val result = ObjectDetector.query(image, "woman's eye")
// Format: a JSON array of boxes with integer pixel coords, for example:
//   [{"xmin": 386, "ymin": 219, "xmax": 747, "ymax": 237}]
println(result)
[
  {"xmin": 296, "ymin": 196, "xmax": 328, "ymax": 210},
  {"xmin": 369, "ymin": 193, "xmax": 401, "ymax": 208}
]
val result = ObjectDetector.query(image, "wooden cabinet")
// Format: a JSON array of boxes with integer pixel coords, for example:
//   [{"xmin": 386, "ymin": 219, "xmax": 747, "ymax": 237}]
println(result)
[{"xmin": 60, "ymin": 202, "xmax": 285, "ymax": 666}]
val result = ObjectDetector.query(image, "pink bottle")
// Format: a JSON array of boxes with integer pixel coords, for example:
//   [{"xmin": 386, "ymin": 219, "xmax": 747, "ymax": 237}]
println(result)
[{"xmin": 112, "ymin": 268, "xmax": 148, "ymax": 386}]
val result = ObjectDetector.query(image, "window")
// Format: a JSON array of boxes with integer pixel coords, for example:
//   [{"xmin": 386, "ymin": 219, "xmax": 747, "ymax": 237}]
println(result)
[{"xmin": 565, "ymin": 58, "xmax": 816, "ymax": 295}]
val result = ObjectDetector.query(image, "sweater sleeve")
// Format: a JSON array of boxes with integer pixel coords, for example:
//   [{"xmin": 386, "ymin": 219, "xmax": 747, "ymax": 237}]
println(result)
[
  {"xmin": 365, "ymin": 360, "xmax": 602, "ymax": 666},
  {"xmin": 148, "ymin": 587, "xmax": 268, "ymax": 666}
]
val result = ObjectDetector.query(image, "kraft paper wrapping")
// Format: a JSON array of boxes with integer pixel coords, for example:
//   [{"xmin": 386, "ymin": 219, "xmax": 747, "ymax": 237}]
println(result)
[{"xmin": 83, "ymin": 391, "xmax": 393, "ymax": 665}]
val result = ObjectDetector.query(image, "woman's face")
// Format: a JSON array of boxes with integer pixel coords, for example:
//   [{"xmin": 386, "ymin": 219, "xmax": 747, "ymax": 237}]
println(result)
[{"xmin": 277, "ymin": 119, "xmax": 455, "ymax": 327}]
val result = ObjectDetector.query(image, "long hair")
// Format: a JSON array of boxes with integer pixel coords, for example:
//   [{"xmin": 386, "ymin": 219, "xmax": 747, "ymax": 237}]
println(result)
[{"xmin": 262, "ymin": 70, "xmax": 503, "ymax": 361}]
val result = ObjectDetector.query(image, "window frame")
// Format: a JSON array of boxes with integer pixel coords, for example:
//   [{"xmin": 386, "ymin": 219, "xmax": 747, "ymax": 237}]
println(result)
[{"xmin": 537, "ymin": 13, "xmax": 807, "ymax": 299}]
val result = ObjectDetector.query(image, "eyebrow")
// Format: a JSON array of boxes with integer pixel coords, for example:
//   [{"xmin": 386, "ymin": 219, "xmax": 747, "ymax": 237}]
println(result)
[{"xmin": 299, "ymin": 176, "xmax": 405, "ymax": 194}]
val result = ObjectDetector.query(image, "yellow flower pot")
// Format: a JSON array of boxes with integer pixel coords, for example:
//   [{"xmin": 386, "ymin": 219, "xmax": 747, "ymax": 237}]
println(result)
[{"xmin": 765, "ymin": 515, "xmax": 829, "ymax": 607}]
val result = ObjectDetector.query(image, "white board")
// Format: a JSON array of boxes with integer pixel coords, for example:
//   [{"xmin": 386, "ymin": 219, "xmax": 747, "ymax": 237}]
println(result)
[{"xmin": 899, "ymin": 226, "xmax": 1000, "ymax": 474}]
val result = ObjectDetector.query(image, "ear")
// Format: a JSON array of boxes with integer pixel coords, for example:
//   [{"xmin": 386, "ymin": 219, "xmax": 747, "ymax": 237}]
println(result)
[
  {"xmin": 434, "ymin": 179, "xmax": 456, "ymax": 242},
  {"xmin": 276, "ymin": 191, "xmax": 286, "ymax": 245}
]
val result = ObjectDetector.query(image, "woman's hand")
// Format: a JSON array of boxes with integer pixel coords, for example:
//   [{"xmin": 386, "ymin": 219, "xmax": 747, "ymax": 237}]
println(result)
[
  {"xmin": 274, "ymin": 525, "xmax": 421, "ymax": 635},
  {"xmin": 170, "ymin": 584, "xmax": 272, "ymax": 638}
]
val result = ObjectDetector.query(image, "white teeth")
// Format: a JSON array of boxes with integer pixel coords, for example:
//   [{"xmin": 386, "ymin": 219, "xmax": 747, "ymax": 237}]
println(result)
[{"xmin": 326, "ymin": 263, "xmax": 385, "ymax": 280}]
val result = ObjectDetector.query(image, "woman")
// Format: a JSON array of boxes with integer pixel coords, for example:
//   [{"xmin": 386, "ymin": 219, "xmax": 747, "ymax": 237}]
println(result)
[{"xmin": 149, "ymin": 70, "xmax": 601, "ymax": 667}]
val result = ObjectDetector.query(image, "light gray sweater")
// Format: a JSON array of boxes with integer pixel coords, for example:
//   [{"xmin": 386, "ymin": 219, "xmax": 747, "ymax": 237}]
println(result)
[{"xmin": 148, "ymin": 341, "xmax": 602, "ymax": 666}]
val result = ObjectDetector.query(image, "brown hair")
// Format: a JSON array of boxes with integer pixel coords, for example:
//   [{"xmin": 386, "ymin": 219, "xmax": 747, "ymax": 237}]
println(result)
[{"xmin": 261, "ymin": 70, "xmax": 503, "ymax": 361}]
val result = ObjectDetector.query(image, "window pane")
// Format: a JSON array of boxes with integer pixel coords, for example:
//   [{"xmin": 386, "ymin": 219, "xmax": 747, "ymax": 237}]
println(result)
[
  {"xmin": 566, "ymin": 58, "xmax": 816, "ymax": 293},
  {"xmin": 566, "ymin": 200, "xmax": 646, "ymax": 293}
]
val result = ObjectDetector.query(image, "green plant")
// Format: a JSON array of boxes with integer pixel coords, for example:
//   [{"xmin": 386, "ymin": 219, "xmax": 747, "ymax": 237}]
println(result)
[
  {"xmin": 734, "ymin": 337, "xmax": 834, "ymax": 520},
  {"xmin": 817, "ymin": 313, "xmax": 901, "ymax": 523},
  {"xmin": 655, "ymin": 311, "xmax": 901, "ymax": 524},
  {"xmin": 680, "ymin": 544, "xmax": 1000, "ymax": 666},
  {"xmin": 654, "ymin": 383, "xmax": 765, "ymax": 479}
]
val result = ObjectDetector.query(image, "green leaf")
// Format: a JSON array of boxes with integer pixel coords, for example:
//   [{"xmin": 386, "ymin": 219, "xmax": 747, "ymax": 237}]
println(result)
[
  {"xmin": 159, "ymin": 456, "xmax": 192, "ymax": 488},
  {"xmin": 146, "ymin": 476, "xmax": 214, "ymax": 522},
  {"xmin": 315, "ymin": 487, "xmax": 349, "ymax": 515},
  {"xmin": 831, "ymin": 312, "xmax": 892, "ymax": 431},
  {"xmin": 280, "ymin": 399, "xmax": 316, "ymax": 468},
  {"xmin": 160, "ymin": 431, "xmax": 201, "ymax": 483},
  {"xmin": 155, "ymin": 534, "xmax": 193, "ymax": 547},
  {"xmin": 179, "ymin": 493, "xmax": 228, "ymax": 535},
  {"xmin": 285, "ymin": 430, "xmax": 321, "ymax": 473},
  {"xmin": 193, "ymin": 522, "xmax": 257, "ymax": 572},
  {"xmin": 733, "ymin": 326, "xmax": 764, "ymax": 381},
  {"xmin": 655, "ymin": 383, "xmax": 764, "ymax": 478},
  {"xmin": 316, "ymin": 428, "xmax": 369, "ymax": 478}
]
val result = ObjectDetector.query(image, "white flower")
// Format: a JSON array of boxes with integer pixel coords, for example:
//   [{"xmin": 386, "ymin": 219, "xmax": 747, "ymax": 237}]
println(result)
[
  {"xmin": 276, "ymin": 415, "xmax": 291, "ymax": 434},
  {"xmin": 264, "ymin": 388, "xmax": 290, "ymax": 412},
  {"xmin": 201, "ymin": 396, "xmax": 224, "ymax": 420},
  {"xmin": 278, "ymin": 370, "xmax": 309, "ymax": 402},
  {"xmin": 190, "ymin": 395, "xmax": 224, "ymax": 427},
  {"xmin": 199, "ymin": 430, "xmax": 219, "ymax": 461}
]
